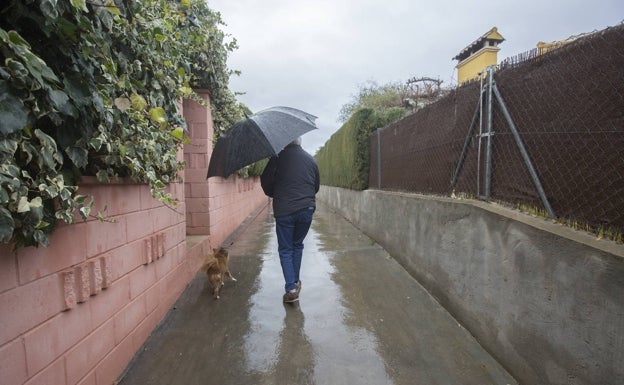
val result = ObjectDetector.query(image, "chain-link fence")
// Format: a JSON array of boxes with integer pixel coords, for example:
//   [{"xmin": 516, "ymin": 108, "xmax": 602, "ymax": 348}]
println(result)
[{"xmin": 370, "ymin": 23, "xmax": 624, "ymax": 237}]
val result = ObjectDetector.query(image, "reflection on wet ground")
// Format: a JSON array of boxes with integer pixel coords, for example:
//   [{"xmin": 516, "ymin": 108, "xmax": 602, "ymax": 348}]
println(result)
[
  {"xmin": 243, "ymin": 214, "xmax": 392, "ymax": 384},
  {"xmin": 119, "ymin": 203, "xmax": 517, "ymax": 385}
]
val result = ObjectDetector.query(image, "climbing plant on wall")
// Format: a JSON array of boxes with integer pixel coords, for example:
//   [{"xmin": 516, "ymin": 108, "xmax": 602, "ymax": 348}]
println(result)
[{"xmin": 0, "ymin": 0, "xmax": 244, "ymax": 249}]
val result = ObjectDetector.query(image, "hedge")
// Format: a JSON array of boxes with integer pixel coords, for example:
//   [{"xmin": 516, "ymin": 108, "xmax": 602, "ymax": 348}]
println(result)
[{"xmin": 316, "ymin": 107, "xmax": 403, "ymax": 190}]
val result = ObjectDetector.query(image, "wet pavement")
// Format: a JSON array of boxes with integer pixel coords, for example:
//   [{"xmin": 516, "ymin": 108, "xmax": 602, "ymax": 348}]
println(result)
[{"xmin": 119, "ymin": 203, "xmax": 517, "ymax": 385}]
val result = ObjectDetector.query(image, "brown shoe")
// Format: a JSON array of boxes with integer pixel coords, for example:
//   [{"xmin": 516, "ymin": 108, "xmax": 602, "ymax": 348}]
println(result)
[
  {"xmin": 283, "ymin": 290, "xmax": 299, "ymax": 303},
  {"xmin": 295, "ymin": 280, "xmax": 302, "ymax": 294}
]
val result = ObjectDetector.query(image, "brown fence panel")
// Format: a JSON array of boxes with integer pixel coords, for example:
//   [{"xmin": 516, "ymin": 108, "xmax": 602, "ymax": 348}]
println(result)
[
  {"xmin": 370, "ymin": 24, "xmax": 624, "ymax": 235},
  {"xmin": 370, "ymin": 84, "xmax": 480, "ymax": 193}
]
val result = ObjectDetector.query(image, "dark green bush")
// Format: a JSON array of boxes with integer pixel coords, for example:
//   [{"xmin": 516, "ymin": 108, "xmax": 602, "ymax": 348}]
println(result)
[{"xmin": 316, "ymin": 108, "xmax": 403, "ymax": 190}]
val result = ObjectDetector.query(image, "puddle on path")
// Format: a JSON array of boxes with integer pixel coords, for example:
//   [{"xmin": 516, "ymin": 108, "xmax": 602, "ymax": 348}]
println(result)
[{"xmin": 242, "ymin": 212, "xmax": 393, "ymax": 384}]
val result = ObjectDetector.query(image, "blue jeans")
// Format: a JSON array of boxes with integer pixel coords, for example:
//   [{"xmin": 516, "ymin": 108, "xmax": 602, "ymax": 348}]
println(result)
[{"xmin": 275, "ymin": 207, "xmax": 315, "ymax": 292}]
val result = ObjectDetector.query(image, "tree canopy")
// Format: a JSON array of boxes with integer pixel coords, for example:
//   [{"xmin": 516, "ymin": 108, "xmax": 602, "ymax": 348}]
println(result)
[
  {"xmin": 338, "ymin": 80, "xmax": 410, "ymax": 123},
  {"xmin": 338, "ymin": 78, "xmax": 449, "ymax": 123}
]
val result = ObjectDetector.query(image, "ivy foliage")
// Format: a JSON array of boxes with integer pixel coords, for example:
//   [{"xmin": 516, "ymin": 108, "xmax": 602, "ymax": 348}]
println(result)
[{"xmin": 0, "ymin": 0, "xmax": 244, "ymax": 249}]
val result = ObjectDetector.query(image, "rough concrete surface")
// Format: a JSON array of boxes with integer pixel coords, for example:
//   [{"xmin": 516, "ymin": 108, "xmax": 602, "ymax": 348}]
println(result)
[{"xmin": 118, "ymin": 203, "xmax": 516, "ymax": 385}]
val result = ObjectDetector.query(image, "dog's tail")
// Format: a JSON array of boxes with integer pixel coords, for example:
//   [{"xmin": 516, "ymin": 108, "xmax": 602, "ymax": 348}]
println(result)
[{"xmin": 200, "ymin": 258, "xmax": 218, "ymax": 273}]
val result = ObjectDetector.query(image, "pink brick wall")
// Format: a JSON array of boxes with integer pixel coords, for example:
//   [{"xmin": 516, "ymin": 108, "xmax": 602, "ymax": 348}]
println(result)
[
  {"xmin": 0, "ymin": 92, "xmax": 268, "ymax": 385},
  {"xmin": 183, "ymin": 90, "xmax": 267, "ymax": 247},
  {"xmin": 184, "ymin": 90, "xmax": 214, "ymax": 237},
  {"xmin": 0, "ymin": 179, "xmax": 188, "ymax": 385},
  {"xmin": 207, "ymin": 176, "xmax": 268, "ymax": 247}
]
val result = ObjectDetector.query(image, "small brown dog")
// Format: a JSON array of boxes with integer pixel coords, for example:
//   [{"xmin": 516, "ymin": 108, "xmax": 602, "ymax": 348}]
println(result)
[{"xmin": 200, "ymin": 247, "xmax": 236, "ymax": 299}]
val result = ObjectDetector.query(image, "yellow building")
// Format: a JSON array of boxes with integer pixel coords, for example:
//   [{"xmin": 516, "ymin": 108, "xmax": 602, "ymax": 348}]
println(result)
[
  {"xmin": 536, "ymin": 31, "xmax": 589, "ymax": 55},
  {"xmin": 453, "ymin": 27, "xmax": 505, "ymax": 84}
]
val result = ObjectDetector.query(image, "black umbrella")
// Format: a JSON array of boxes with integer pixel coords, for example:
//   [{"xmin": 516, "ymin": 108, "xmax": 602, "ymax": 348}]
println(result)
[{"xmin": 207, "ymin": 106, "xmax": 317, "ymax": 178}]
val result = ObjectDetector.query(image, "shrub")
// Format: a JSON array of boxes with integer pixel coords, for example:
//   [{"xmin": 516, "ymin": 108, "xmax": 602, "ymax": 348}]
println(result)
[{"xmin": 316, "ymin": 108, "xmax": 403, "ymax": 190}]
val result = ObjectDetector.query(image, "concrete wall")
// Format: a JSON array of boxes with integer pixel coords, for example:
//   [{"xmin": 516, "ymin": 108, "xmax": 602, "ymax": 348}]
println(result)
[{"xmin": 319, "ymin": 186, "xmax": 624, "ymax": 385}]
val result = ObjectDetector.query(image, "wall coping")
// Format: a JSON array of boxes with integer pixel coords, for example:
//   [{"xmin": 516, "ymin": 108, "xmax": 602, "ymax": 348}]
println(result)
[
  {"xmin": 365, "ymin": 188, "xmax": 624, "ymax": 259},
  {"xmin": 78, "ymin": 176, "xmax": 143, "ymax": 186}
]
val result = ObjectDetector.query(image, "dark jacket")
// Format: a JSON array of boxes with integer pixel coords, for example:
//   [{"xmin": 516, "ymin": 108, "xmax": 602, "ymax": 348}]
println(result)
[{"xmin": 260, "ymin": 143, "xmax": 320, "ymax": 217}]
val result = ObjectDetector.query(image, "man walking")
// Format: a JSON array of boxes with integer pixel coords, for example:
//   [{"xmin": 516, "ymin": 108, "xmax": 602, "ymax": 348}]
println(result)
[{"xmin": 261, "ymin": 137, "xmax": 320, "ymax": 303}]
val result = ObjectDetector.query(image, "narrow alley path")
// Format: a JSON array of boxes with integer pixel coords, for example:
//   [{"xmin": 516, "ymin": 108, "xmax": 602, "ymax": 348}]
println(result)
[{"xmin": 119, "ymin": 202, "xmax": 517, "ymax": 385}]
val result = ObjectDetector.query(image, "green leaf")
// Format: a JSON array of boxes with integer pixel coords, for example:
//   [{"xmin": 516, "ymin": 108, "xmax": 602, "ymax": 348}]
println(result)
[
  {"xmin": 63, "ymin": 75, "xmax": 91, "ymax": 107},
  {"xmin": 97, "ymin": 5, "xmax": 114, "ymax": 30},
  {"xmin": 59, "ymin": 188, "xmax": 71, "ymax": 201},
  {"xmin": 118, "ymin": 144, "xmax": 128, "ymax": 157},
  {"xmin": 130, "ymin": 93, "xmax": 147, "ymax": 111},
  {"xmin": 20, "ymin": 141, "xmax": 37, "ymax": 165},
  {"xmin": 96, "ymin": 170, "xmax": 110, "ymax": 183},
  {"xmin": 0, "ymin": 138, "xmax": 19, "ymax": 155},
  {"xmin": 34, "ymin": 129, "xmax": 62, "ymax": 169},
  {"xmin": 149, "ymin": 107, "xmax": 166, "ymax": 124},
  {"xmin": 171, "ymin": 126, "xmax": 184, "ymax": 140},
  {"xmin": 17, "ymin": 196, "xmax": 30, "ymax": 213},
  {"xmin": 26, "ymin": 203, "xmax": 44, "ymax": 225},
  {"xmin": 7, "ymin": 31, "xmax": 60, "ymax": 86},
  {"xmin": 0, "ymin": 82, "xmax": 29, "ymax": 135},
  {"xmin": 0, "ymin": 207, "xmax": 14, "ymax": 243},
  {"xmin": 6, "ymin": 59, "xmax": 29, "ymax": 83},
  {"xmin": 39, "ymin": 183, "xmax": 59, "ymax": 199},
  {"xmin": 39, "ymin": 0, "xmax": 59, "ymax": 19},
  {"xmin": 0, "ymin": 187, "xmax": 8, "ymax": 204},
  {"xmin": 35, "ymin": 220, "xmax": 50, "ymax": 230},
  {"xmin": 65, "ymin": 146, "xmax": 89, "ymax": 168},
  {"xmin": 0, "ymin": 164, "xmax": 20, "ymax": 178},
  {"xmin": 103, "ymin": 0, "xmax": 121, "ymax": 15},
  {"xmin": 48, "ymin": 89, "xmax": 78, "ymax": 117},
  {"xmin": 33, "ymin": 230, "xmax": 49, "ymax": 247},
  {"xmin": 29, "ymin": 197, "xmax": 43, "ymax": 208},
  {"xmin": 55, "ymin": 18, "xmax": 80, "ymax": 42},
  {"xmin": 179, "ymin": 85, "xmax": 193, "ymax": 97},
  {"xmin": 89, "ymin": 137, "xmax": 103, "ymax": 151},
  {"xmin": 79, "ymin": 205, "xmax": 91, "ymax": 219},
  {"xmin": 70, "ymin": 0, "xmax": 88, "ymax": 12}
]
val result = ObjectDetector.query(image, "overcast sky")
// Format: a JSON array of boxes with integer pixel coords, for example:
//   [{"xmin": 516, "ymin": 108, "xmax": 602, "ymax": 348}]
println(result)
[{"xmin": 208, "ymin": 0, "xmax": 622, "ymax": 154}]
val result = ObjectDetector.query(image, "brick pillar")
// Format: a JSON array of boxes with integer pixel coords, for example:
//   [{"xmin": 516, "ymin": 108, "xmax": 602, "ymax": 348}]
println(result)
[{"xmin": 183, "ymin": 90, "xmax": 212, "ymax": 235}]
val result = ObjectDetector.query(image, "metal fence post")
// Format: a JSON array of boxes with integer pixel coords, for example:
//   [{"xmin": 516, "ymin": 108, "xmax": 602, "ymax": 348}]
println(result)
[
  {"xmin": 376, "ymin": 127, "xmax": 382, "ymax": 189},
  {"xmin": 492, "ymin": 83, "xmax": 556, "ymax": 218},
  {"xmin": 484, "ymin": 66, "xmax": 495, "ymax": 199},
  {"xmin": 450, "ymin": 98, "xmax": 480, "ymax": 189},
  {"xmin": 476, "ymin": 71, "xmax": 485, "ymax": 197}
]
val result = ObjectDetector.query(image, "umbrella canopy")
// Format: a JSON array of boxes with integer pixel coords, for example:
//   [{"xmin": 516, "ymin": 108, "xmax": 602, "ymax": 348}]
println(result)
[{"xmin": 207, "ymin": 106, "xmax": 317, "ymax": 178}]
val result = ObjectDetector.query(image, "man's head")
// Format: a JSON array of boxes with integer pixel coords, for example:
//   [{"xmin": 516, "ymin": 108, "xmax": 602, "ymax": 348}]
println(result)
[{"xmin": 290, "ymin": 137, "xmax": 302, "ymax": 146}]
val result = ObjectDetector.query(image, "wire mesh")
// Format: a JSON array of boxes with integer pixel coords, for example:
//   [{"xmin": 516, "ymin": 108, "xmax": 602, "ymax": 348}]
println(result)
[{"xmin": 370, "ymin": 23, "xmax": 624, "ymax": 236}]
